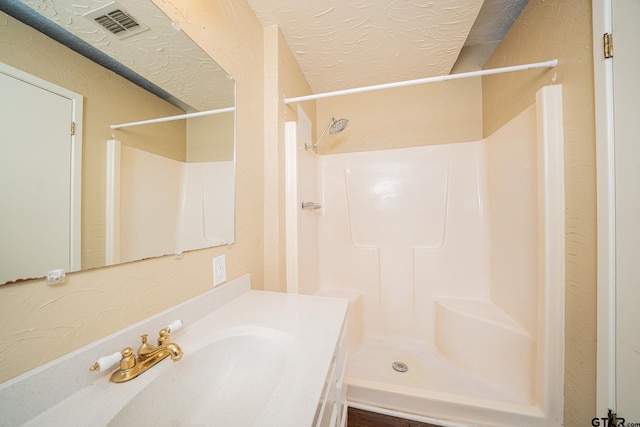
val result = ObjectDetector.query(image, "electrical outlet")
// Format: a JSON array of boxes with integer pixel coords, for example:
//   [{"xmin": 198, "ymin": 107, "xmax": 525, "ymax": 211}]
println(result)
[
  {"xmin": 46, "ymin": 269, "xmax": 66, "ymax": 285},
  {"xmin": 212, "ymin": 255, "xmax": 226, "ymax": 286}
]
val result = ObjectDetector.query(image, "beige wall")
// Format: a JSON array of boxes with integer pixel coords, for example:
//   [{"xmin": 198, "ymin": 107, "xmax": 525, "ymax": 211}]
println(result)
[
  {"xmin": 0, "ymin": 13, "xmax": 187, "ymax": 271},
  {"xmin": 482, "ymin": 1, "xmax": 596, "ymax": 425},
  {"xmin": 0, "ymin": 0, "xmax": 266, "ymax": 382},
  {"xmin": 311, "ymin": 42, "xmax": 488, "ymax": 155},
  {"xmin": 263, "ymin": 25, "xmax": 316, "ymax": 292},
  {"xmin": 314, "ymin": 74, "xmax": 482, "ymax": 155},
  {"xmin": 279, "ymin": 31, "xmax": 317, "ymax": 293},
  {"xmin": 186, "ymin": 112, "xmax": 235, "ymax": 162}
]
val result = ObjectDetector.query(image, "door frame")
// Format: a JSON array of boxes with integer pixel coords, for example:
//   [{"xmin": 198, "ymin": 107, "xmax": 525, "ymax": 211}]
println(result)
[
  {"xmin": 0, "ymin": 62, "xmax": 83, "ymax": 272},
  {"xmin": 593, "ymin": 0, "xmax": 616, "ymax": 418}
]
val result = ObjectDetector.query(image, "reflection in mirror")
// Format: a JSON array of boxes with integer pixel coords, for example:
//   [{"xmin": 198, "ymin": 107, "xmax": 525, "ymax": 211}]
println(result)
[{"xmin": 0, "ymin": 0, "xmax": 236, "ymax": 285}]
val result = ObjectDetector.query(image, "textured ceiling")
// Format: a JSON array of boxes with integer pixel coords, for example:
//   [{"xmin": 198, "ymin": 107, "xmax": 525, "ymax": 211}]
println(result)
[
  {"xmin": 16, "ymin": 0, "xmax": 235, "ymax": 112},
  {"xmin": 12, "ymin": 0, "xmax": 528, "ymax": 107},
  {"xmin": 247, "ymin": 0, "xmax": 528, "ymax": 93}
]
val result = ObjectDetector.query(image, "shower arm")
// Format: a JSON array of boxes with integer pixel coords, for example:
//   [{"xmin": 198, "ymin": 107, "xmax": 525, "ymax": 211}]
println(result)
[{"xmin": 305, "ymin": 117, "xmax": 333, "ymax": 151}]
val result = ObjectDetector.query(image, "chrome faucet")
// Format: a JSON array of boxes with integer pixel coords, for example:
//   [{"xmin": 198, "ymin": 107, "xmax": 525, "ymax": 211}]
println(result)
[{"xmin": 91, "ymin": 325, "xmax": 183, "ymax": 383}]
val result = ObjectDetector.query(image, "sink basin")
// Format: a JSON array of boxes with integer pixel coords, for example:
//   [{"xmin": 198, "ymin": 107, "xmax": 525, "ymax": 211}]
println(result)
[{"xmin": 108, "ymin": 329, "xmax": 288, "ymax": 427}]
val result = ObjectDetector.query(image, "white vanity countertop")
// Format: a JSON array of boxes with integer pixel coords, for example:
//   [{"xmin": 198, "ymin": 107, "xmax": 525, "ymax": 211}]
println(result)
[{"xmin": 0, "ymin": 275, "xmax": 348, "ymax": 427}]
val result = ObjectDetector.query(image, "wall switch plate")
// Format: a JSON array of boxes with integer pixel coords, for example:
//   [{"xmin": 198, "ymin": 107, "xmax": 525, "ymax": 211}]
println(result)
[{"xmin": 212, "ymin": 255, "xmax": 226, "ymax": 286}]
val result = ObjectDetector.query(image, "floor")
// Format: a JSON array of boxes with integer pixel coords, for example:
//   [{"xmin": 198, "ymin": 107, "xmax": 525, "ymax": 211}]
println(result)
[
  {"xmin": 348, "ymin": 407, "xmax": 440, "ymax": 427},
  {"xmin": 347, "ymin": 338, "xmax": 520, "ymax": 404}
]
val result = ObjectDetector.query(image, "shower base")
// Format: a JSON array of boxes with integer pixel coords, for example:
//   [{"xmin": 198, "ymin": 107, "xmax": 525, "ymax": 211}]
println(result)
[{"xmin": 347, "ymin": 338, "xmax": 545, "ymax": 427}]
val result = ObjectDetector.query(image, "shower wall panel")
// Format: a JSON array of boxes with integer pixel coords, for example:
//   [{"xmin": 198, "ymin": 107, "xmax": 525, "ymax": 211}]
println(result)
[
  {"xmin": 293, "ymin": 86, "xmax": 565, "ymax": 426},
  {"xmin": 177, "ymin": 160, "xmax": 235, "ymax": 250},
  {"xmin": 295, "ymin": 110, "xmax": 320, "ymax": 296},
  {"xmin": 486, "ymin": 105, "xmax": 538, "ymax": 336},
  {"xmin": 119, "ymin": 144, "xmax": 182, "ymax": 263},
  {"xmin": 110, "ymin": 144, "xmax": 233, "ymax": 264},
  {"xmin": 317, "ymin": 141, "xmax": 492, "ymax": 342}
]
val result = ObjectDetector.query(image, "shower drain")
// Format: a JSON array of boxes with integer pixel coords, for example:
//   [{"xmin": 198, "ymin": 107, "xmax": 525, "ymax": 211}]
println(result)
[{"xmin": 392, "ymin": 361, "xmax": 408, "ymax": 373}]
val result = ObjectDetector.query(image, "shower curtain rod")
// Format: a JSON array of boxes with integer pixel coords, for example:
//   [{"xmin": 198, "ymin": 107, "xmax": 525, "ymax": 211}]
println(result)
[
  {"xmin": 111, "ymin": 106, "xmax": 236, "ymax": 130},
  {"xmin": 284, "ymin": 59, "xmax": 558, "ymax": 104}
]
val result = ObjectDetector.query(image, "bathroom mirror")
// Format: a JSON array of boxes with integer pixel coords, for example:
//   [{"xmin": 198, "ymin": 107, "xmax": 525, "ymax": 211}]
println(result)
[{"xmin": 0, "ymin": 0, "xmax": 235, "ymax": 285}]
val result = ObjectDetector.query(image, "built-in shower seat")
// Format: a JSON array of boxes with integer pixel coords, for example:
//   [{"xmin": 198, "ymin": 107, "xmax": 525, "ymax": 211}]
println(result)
[{"xmin": 434, "ymin": 297, "xmax": 535, "ymax": 405}]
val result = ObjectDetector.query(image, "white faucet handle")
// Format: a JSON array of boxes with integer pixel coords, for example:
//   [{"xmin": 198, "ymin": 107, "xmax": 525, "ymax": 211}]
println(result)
[
  {"xmin": 166, "ymin": 319, "xmax": 183, "ymax": 334},
  {"xmin": 89, "ymin": 351, "xmax": 121, "ymax": 372}
]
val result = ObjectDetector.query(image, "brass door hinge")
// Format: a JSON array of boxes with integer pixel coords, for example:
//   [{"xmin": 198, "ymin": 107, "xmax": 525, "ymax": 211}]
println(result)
[
  {"xmin": 71, "ymin": 122, "xmax": 76, "ymax": 135},
  {"xmin": 604, "ymin": 33, "xmax": 613, "ymax": 58}
]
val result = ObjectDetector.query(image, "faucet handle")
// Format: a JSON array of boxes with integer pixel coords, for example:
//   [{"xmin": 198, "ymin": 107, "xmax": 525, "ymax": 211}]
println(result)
[
  {"xmin": 166, "ymin": 319, "xmax": 183, "ymax": 333},
  {"xmin": 157, "ymin": 328, "xmax": 171, "ymax": 346},
  {"xmin": 119, "ymin": 347, "xmax": 136, "ymax": 370},
  {"xmin": 89, "ymin": 351, "xmax": 121, "ymax": 372}
]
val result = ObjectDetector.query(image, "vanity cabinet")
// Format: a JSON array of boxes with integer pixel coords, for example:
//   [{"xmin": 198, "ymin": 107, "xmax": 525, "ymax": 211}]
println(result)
[
  {"xmin": 0, "ymin": 276, "xmax": 351, "ymax": 427},
  {"xmin": 314, "ymin": 319, "xmax": 348, "ymax": 427}
]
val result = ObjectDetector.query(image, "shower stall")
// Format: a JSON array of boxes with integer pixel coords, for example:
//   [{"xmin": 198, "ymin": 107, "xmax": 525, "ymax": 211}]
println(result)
[{"xmin": 285, "ymin": 85, "xmax": 565, "ymax": 426}]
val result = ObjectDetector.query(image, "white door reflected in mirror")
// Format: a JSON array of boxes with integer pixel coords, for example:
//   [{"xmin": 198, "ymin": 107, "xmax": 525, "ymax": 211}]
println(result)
[{"xmin": 0, "ymin": 64, "xmax": 82, "ymax": 284}]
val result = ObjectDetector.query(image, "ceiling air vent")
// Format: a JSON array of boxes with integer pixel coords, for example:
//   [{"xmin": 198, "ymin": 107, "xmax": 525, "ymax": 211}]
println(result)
[{"xmin": 85, "ymin": 2, "xmax": 148, "ymax": 39}]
